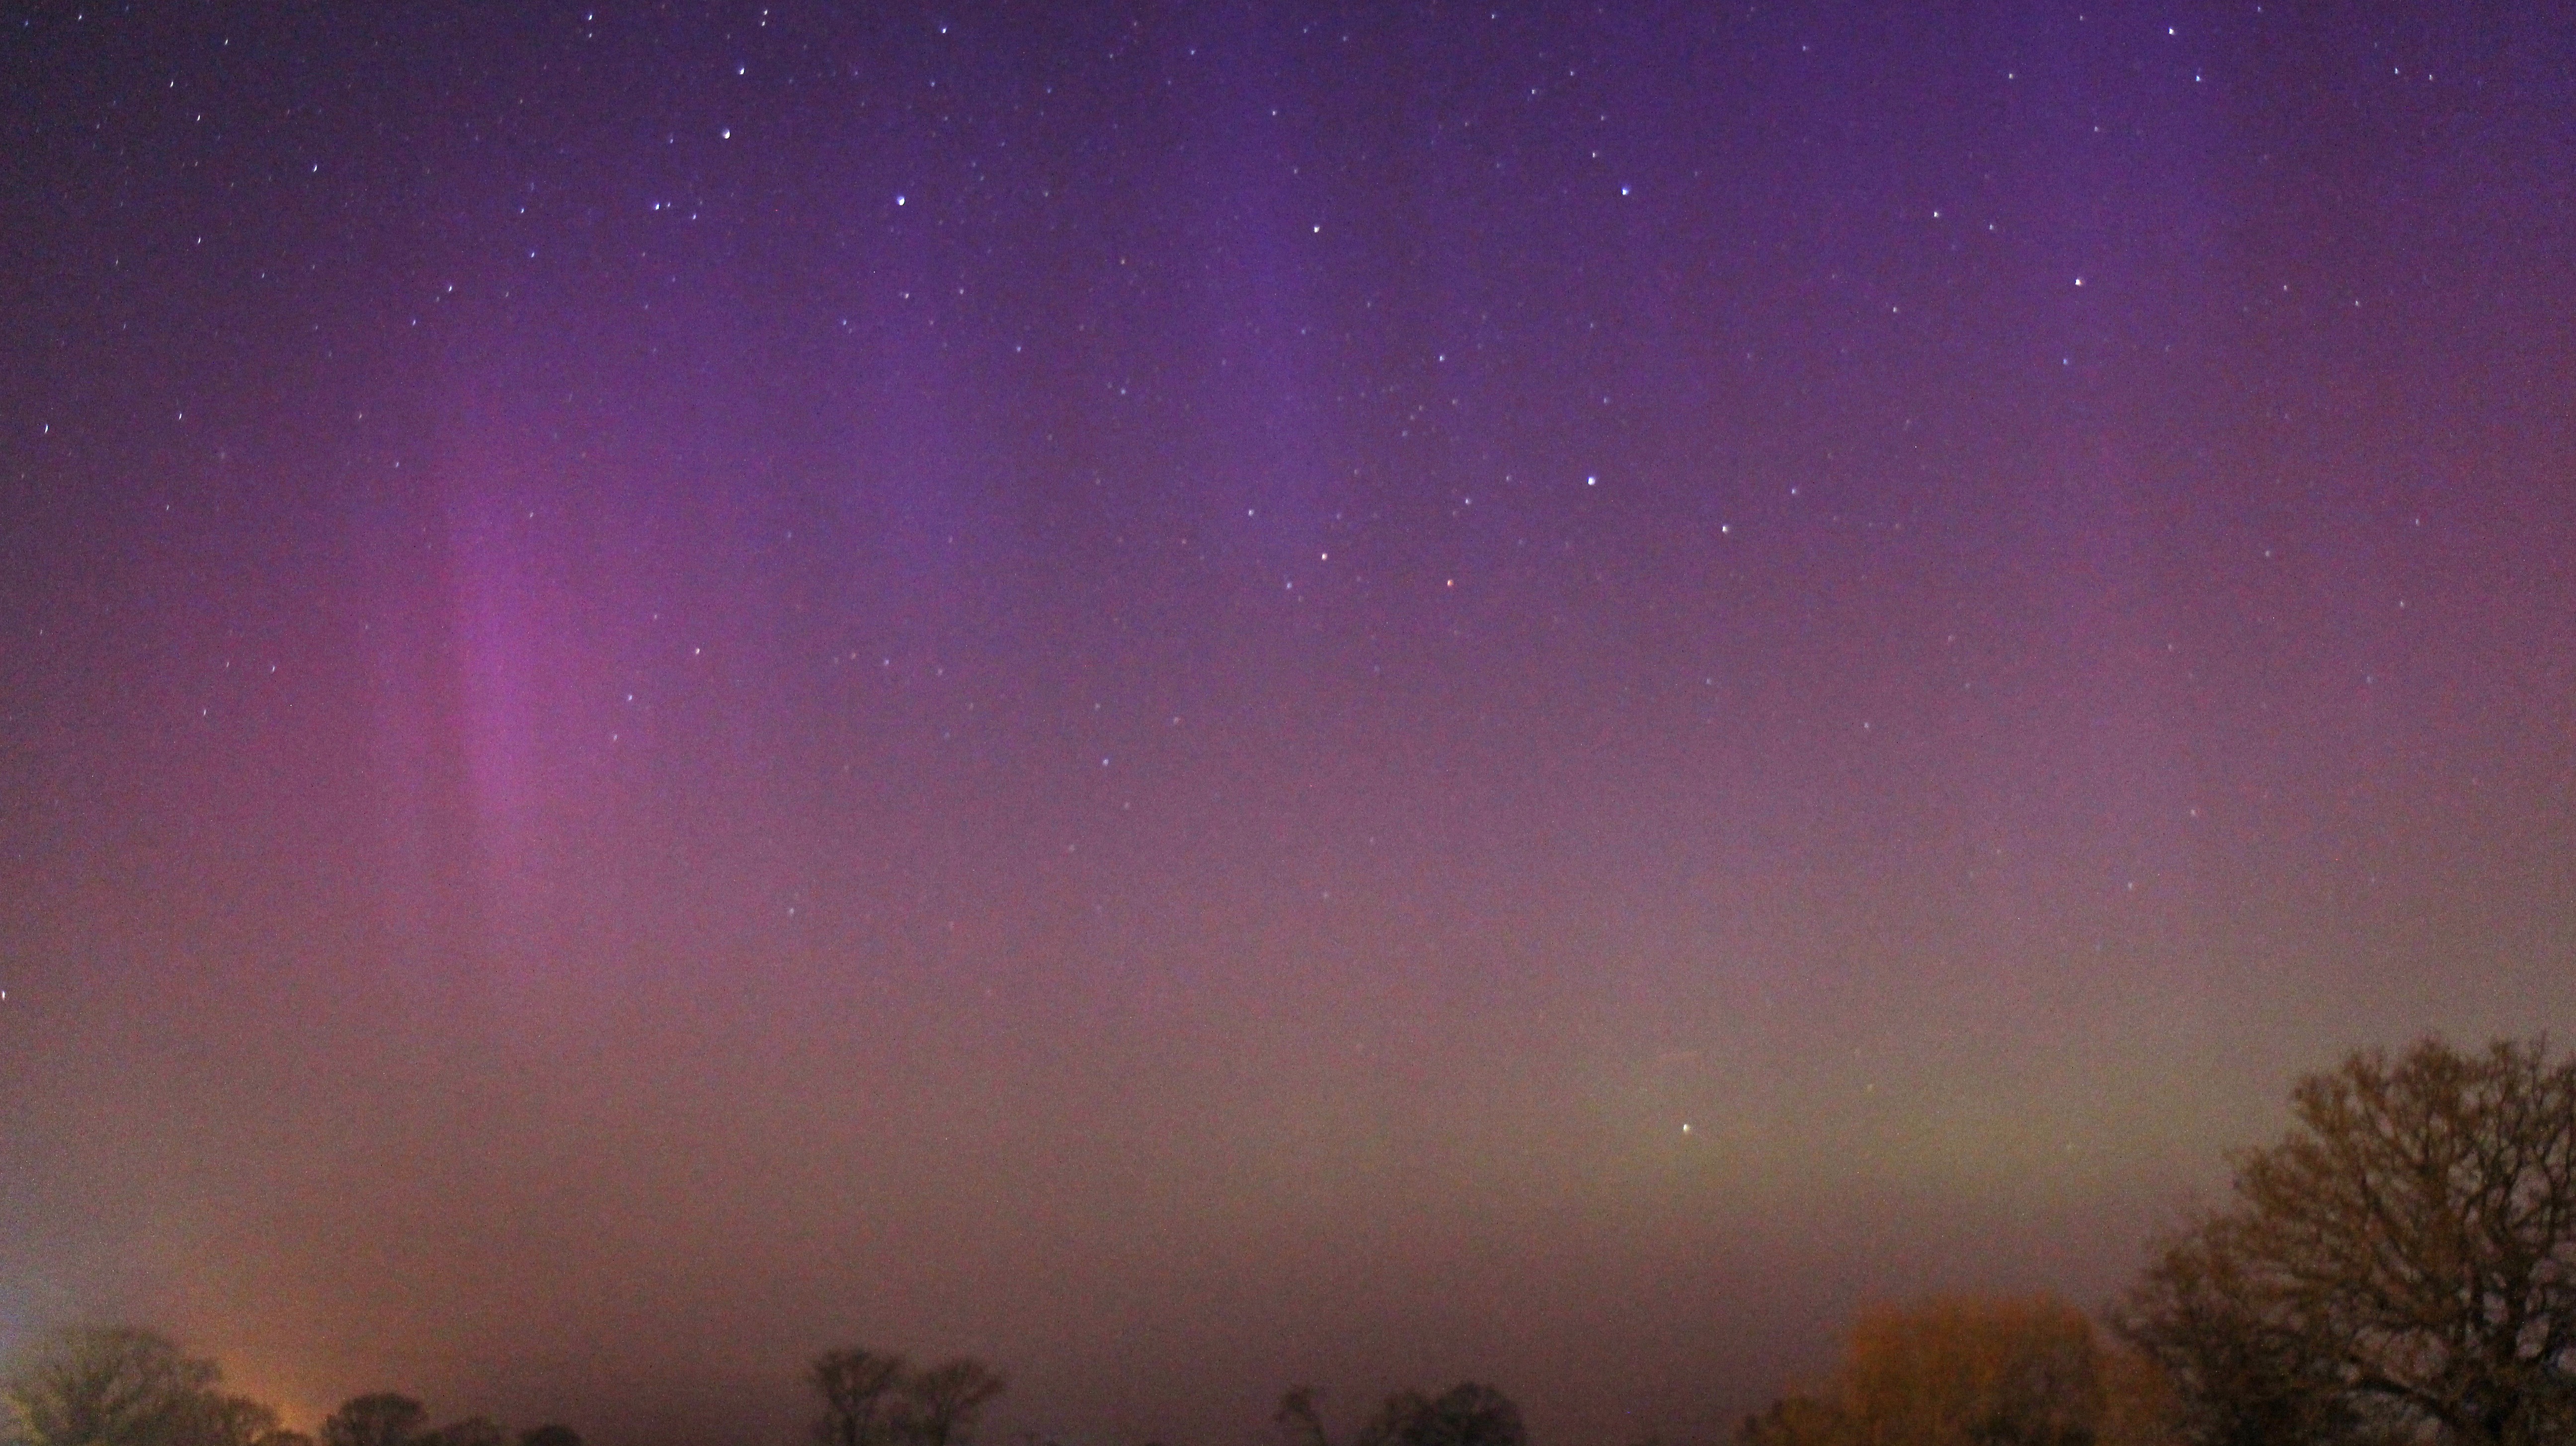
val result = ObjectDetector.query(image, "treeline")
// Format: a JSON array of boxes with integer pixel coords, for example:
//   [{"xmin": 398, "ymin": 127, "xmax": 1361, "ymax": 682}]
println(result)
[
  {"xmin": 1735, "ymin": 1035, "xmax": 2576, "ymax": 1446},
  {"xmin": 0, "ymin": 1329, "xmax": 580, "ymax": 1446},
  {"xmin": 7, "ymin": 1036, "xmax": 2572, "ymax": 1446}
]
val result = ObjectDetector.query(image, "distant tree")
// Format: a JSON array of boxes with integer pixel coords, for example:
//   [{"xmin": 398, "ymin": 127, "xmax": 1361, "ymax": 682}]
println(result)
[
  {"xmin": 2, "ymin": 1328, "xmax": 220, "ymax": 1446},
  {"xmin": 1355, "ymin": 1385, "xmax": 1525, "ymax": 1446},
  {"xmin": 1733, "ymin": 1295, "xmax": 2159, "ymax": 1446},
  {"xmin": 0, "ymin": 1327, "xmax": 307, "ymax": 1446},
  {"xmin": 177, "ymin": 1393, "xmax": 307, "ymax": 1446},
  {"xmin": 514, "ymin": 1426, "xmax": 581, "ymax": 1446},
  {"xmin": 899, "ymin": 1361, "xmax": 1005, "ymax": 1446},
  {"xmin": 1731, "ymin": 1395, "xmax": 1851, "ymax": 1446},
  {"xmin": 413, "ymin": 1420, "xmax": 503, "ymax": 1446},
  {"xmin": 1275, "ymin": 1388, "xmax": 1330, "ymax": 1446},
  {"xmin": 2115, "ymin": 1220, "xmax": 2394, "ymax": 1446},
  {"xmin": 811, "ymin": 1352, "xmax": 909, "ymax": 1446},
  {"xmin": 321, "ymin": 1396, "xmax": 426, "ymax": 1446},
  {"xmin": 1278, "ymin": 1383, "xmax": 1524, "ymax": 1446},
  {"xmin": 2117, "ymin": 1036, "xmax": 2576, "ymax": 1446},
  {"xmin": 1839, "ymin": 1295, "xmax": 2105, "ymax": 1446}
]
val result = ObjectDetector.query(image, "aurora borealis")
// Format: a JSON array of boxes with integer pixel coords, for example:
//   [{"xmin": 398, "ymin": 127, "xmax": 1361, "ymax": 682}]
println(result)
[{"xmin": 2, "ymin": 4, "xmax": 2571, "ymax": 1445}]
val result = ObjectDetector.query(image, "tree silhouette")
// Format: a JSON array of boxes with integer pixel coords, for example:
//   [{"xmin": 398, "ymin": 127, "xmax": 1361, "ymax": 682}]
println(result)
[
  {"xmin": 179, "ymin": 1393, "xmax": 306, "ymax": 1446},
  {"xmin": 2118, "ymin": 1036, "xmax": 2576, "ymax": 1446},
  {"xmin": 415, "ymin": 1420, "xmax": 503, "ymax": 1446},
  {"xmin": 1275, "ymin": 1387, "xmax": 1331, "ymax": 1446},
  {"xmin": 1278, "ymin": 1383, "xmax": 1525, "ymax": 1446},
  {"xmin": 808, "ymin": 1350, "xmax": 1006, "ymax": 1446},
  {"xmin": 811, "ymin": 1352, "xmax": 909, "ymax": 1446},
  {"xmin": 2, "ymin": 1328, "xmax": 218, "ymax": 1446},
  {"xmin": 321, "ymin": 1396, "xmax": 427, "ymax": 1446},
  {"xmin": 1357, "ymin": 1384, "xmax": 1526, "ymax": 1446},
  {"xmin": 1, "ymin": 1327, "xmax": 301, "ymax": 1446},
  {"xmin": 900, "ymin": 1361, "xmax": 1006, "ymax": 1446}
]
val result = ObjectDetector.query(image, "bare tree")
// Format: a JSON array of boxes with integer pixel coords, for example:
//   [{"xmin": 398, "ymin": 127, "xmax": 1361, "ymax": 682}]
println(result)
[
  {"xmin": 2116, "ymin": 1220, "xmax": 2391, "ymax": 1446},
  {"xmin": 811, "ymin": 1352, "xmax": 909, "ymax": 1446},
  {"xmin": 321, "ymin": 1396, "xmax": 426, "ymax": 1446},
  {"xmin": 413, "ymin": 1420, "xmax": 503, "ymax": 1446},
  {"xmin": 1278, "ymin": 1383, "xmax": 1524, "ymax": 1446},
  {"xmin": 178, "ymin": 1394, "xmax": 307, "ymax": 1446},
  {"xmin": 2118, "ymin": 1036, "xmax": 2576, "ymax": 1446},
  {"xmin": 1275, "ymin": 1387, "xmax": 1331, "ymax": 1446},
  {"xmin": 900, "ymin": 1361, "xmax": 1005, "ymax": 1446},
  {"xmin": 0, "ymin": 1329, "xmax": 312, "ymax": 1446},
  {"xmin": 2, "ymin": 1328, "xmax": 219, "ymax": 1446},
  {"xmin": 1356, "ymin": 1385, "xmax": 1525, "ymax": 1446}
]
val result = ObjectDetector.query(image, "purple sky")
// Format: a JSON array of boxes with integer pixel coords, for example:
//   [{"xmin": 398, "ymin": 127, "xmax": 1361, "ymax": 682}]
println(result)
[{"xmin": 3, "ymin": 4, "xmax": 2572, "ymax": 1445}]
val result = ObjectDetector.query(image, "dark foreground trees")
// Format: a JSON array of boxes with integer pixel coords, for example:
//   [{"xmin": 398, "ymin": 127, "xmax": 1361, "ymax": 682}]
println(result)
[
  {"xmin": 809, "ymin": 1350, "xmax": 1005, "ymax": 1446},
  {"xmin": 2116, "ymin": 1036, "xmax": 2576, "ymax": 1446},
  {"xmin": 319, "ymin": 1397, "xmax": 426, "ymax": 1446},
  {"xmin": 1361, "ymin": 1384, "xmax": 1527, "ymax": 1446},
  {"xmin": 902, "ymin": 1361, "xmax": 1007, "ymax": 1446},
  {"xmin": 0, "ymin": 1327, "xmax": 304, "ymax": 1446},
  {"xmin": 1277, "ymin": 1382, "xmax": 1526, "ymax": 1446},
  {"xmin": 0, "ymin": 1327, "xmax": 580, "ymax": 1446},
  {"xmin": 312, "ymin": 1395, "xmax": 567, "ymax": 1446}
]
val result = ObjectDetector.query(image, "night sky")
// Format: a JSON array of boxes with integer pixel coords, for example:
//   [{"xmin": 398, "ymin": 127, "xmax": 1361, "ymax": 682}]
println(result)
[{"xmin": 3, "ymin": 3, "xmax": 2573, "ymax": 1445}]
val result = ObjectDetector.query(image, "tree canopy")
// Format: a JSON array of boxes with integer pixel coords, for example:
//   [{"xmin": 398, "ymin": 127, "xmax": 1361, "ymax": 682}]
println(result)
[
  {"xmin": 2118, "ymin": 1036, "xmax": 2576, "ymax": 1446},
  {"xmin": 318, "ymin": 1396, "xmax": 426, "ymax": 1446},
  {"xmin": 1278, "ymin": 1382, "xmax": 1526, "ymax": 1446},
  {"xmin": 1, "ymin": 1328, "xmax": 303, "ymax": 1446},
  {"xmin": 808, "ymin": 1350, "xmax": 1004, "ymax": 1446}
]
